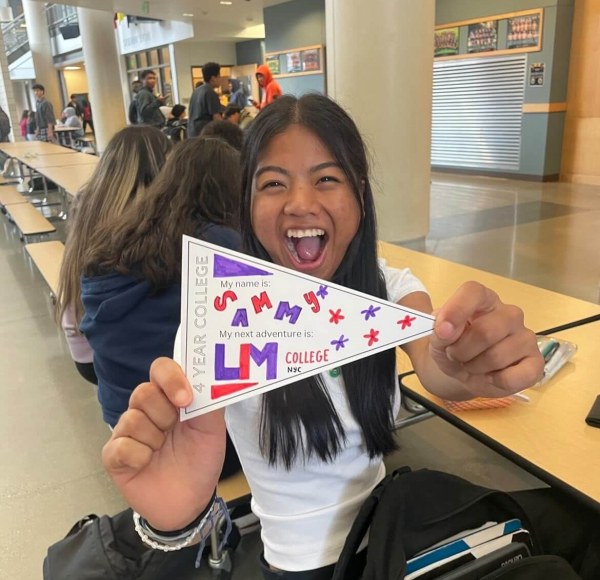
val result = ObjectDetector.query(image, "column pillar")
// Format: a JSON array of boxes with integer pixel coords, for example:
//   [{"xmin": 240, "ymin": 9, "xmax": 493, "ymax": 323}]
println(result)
[
  {"xmin": 0, "ymin": 28, "xmax": 21, "ymax": 140},
  {"xmin": 325, "ymin": 0, "xmax": 434, "ymax": 243},
  {"xmin": 22, "ymin": 0, "xmax": 62, "ymax": 111},
  {"xmin": 77, "ymin": 7, "xmax": 126, "ymax": 153}
]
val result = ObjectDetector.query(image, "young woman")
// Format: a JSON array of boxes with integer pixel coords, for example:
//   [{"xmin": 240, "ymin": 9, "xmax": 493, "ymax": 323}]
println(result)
[
  {"xmin": 101, "ymin": 95, "xmax": 544, "ymax": 578},
  {"xmin": 19, "ymin": 110, "xmax": 29, "ymax": 138},
  {"xmin": 56, "ymin": 126, "xmax": 172, "ymax": 384},
  {"xmin": 79, "ymin": 138, "xmax": 241, "ymax": 438}
]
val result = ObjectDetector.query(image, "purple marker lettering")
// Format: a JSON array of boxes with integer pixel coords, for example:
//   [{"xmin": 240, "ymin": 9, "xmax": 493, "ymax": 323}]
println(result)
[
  {"xmin": 214, "ymin": 343, "xmax": 240, "ymax": 380},
  {"xmin": 274, "ymin": 302, "xmax": 302, "ymax": 324},
  {"xmin": 231, "ymin": 308, "xmax": 249, "ymax": 327}
]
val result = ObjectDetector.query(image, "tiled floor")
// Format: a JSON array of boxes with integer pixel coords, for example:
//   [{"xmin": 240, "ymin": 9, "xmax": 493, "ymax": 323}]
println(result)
[{"xmin": 1, "ymin": 172, "xmax": 599, "ymax": 579}]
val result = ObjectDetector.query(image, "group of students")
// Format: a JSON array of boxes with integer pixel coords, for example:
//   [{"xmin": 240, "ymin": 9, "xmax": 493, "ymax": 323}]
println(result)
[
  {"xmin": 18, "ymin": 89, "xmax": 93, "ymax": 143},
  {"xmin": 53, "ymin": 92, "xmax": 600, "ymax": 579}
]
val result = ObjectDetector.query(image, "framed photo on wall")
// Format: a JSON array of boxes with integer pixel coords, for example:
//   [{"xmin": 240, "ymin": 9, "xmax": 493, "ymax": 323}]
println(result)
[
  {"xmin": 434, "ymin": 27, "xmax": 460, "ymax": 57},
  {"xmin": 286, "ymin": 51, "xmax": 302, "ymax": 74},
  {"xmin": 266, "ymin": 54, "xmax": 281, "ymax": 75},
  {"xmin": 265, "ymin": 45, "xmax": 325, "ymax": 78},
  {"xmin": 508, "ymin": 12, "xmax": 541, "ymax": 50},
  {"xmin": 301, "ymin": 48, "xmax": 321, "ymax": 71},
  {"xmin": 467, "ymin": 21, "xmax": 498, "ymax": 53}
]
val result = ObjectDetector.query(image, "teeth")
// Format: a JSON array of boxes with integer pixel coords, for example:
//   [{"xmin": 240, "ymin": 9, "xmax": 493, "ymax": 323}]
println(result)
[{"xmin": 286, "ymin": 228, "xmax": 325, "ymax": 238}]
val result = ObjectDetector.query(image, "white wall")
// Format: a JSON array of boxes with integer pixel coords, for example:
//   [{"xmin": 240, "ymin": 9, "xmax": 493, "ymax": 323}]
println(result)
[{"xmin": 173, "ymin": 40, "xmax": 237, "ymax": 105}]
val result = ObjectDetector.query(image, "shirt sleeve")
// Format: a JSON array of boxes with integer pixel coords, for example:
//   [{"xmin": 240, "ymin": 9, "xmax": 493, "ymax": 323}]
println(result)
[{"xmin": 379, "ymin": 258, "xmax": 428, "ymax": 303}]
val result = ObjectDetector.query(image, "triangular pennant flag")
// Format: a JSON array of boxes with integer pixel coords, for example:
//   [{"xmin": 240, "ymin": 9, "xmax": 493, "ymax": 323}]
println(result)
[{"xmin": 180, "ymin": 235, "xmax": 434, "ymax": 419}]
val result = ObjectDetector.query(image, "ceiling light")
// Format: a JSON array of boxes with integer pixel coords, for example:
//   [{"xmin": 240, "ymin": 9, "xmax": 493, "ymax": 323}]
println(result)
[
  {"xmin": 64, "ymin": 66, "xmax": 81, "ymax": 70},
  {"xmin": 220, "ymin": 1, "xmax": 233, "ymax": 5},
  {"xmin": 183, "ymin": 12, "xmax": 194, "ymax": 17}
]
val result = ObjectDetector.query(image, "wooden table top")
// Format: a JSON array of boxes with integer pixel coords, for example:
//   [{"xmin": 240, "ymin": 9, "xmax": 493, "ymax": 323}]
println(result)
[
  {"xmin": 20, "ymin": 152, "xmax": 99, "ymax": 170},
  {"xmin": 401, "ymin": 322, "xmax": 600, "ymax": 505},
  {"xmin": 379, "ymin": 242, "xmax": 600, "ymax": 333},
  {"xmin": 35, "ymin": 163, "xmax": 97, "ymax": 196},
  {"xmin": 0, "ymin": 141, "xmax": 74, "ymax": 156}
]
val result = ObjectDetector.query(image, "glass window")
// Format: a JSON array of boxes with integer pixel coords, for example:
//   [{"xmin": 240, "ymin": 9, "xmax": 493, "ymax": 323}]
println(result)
[
  {"xmin": 159, "ymin": 48, "xmax": 170, "ymax": 65},
  {"xmin": 138, "ymin": 52, "xmax": 148, "ymax": 68}
]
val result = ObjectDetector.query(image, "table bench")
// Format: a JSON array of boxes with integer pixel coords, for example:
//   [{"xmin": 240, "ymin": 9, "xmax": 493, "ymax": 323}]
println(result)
[
  {"xmin": 0, "ymin": 185, "xmax": 26, "ymax": 209},
  {"xmin": 6, "ymin": 202, "xmax": 56, "ymax": 242},
  {"xmin": 24, "ymin": 241, "xmax": 65, "ymax": 299}
]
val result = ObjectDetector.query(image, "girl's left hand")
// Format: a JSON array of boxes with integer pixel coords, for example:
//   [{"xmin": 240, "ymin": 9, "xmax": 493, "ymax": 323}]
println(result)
[{"xmin": 430, "ymin": 282, "xmax": 544, "ymax": 398}]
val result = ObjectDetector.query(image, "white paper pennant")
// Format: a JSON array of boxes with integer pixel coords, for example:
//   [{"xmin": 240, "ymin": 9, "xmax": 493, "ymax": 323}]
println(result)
[{"xmin": 180, "ymin": 235, "xmax": 434, "ymax": 419}]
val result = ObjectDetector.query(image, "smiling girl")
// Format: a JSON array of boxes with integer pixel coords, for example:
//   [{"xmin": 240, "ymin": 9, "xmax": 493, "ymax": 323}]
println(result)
[{"xmin": 102, "ymin": 95, "xmax": 543, "ymax": 579}]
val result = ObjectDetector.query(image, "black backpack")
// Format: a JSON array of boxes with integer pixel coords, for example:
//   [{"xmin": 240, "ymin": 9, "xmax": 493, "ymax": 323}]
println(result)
[{"xmin": 333, "ymin": 467, "xmax": 580, "ymax": 580}]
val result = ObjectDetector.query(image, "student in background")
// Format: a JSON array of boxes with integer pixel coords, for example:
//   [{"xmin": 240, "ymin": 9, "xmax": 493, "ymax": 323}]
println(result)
[
  {"xmin": 66, "ymin": 94, "xmax": 83, "ymax": 118},
  {"xmin": 128, "ymin": 80, "xmax": 143, "ymax": 125},
  {"xmin": 19, "ymin": 110, "xmax": 29, "ymax": 139},
  {"xmin": 61, "ymin": 107, "xmax": 84, "ymax": 139},
  {"xmin": 26, "ymin": 111, "xmax": 36, "ymax": 141},
  {"xmin": 79, "ymin": 137, "xmax": 242, "ymax": 479},
  {"xmin": 102, "ymin": 95, "xmax": 546, "ymax": 578},
  {"xmin": 187, "ymin": 62, "xmax": 222, "ymax": 138},
  {"xmin": 81, "ymin": 98, "xmax": 94, "ymax": 134},
  {"xmin": 136, "ymin": 70, "xmax": 168, "ymax": 128},
  {"xmin": 32, "ymin": 83, "xmax": 56, "ymax": 142},
  {"xmin": 224, "ymin": 105, "xmax": 241, "ymax": 125},
  {"xmin": 56, "ymin": 126, "xmax": 172, "ymax": 385},
  {"xmin": 251, "ymin": 64, "xmax": 282, "ymax": 110},
  {"xmin": 201, "ymin": 119, "xmax": 244, "ymax": 151},
  {"xmin": 0, "ymin": 106, "xmax": 11, "ymax": 142},
  {"xmin": 163, "ymin": 104, "xmax": 187, "ymax": 142},
  {"xmin": 228, "ymin": 78, "xmax": 247, "ymax": 109}
]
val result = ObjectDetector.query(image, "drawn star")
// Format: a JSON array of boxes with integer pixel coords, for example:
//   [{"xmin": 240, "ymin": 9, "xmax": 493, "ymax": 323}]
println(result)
[
  {"xmin": 330, "ymin": 335, "xmax": 349, "ymax": 351},
  {"xmin": 329, "ymin": 308, "xmax": 345, "ymax": 324},
  {"xmin": 397, "ymin": 315, "xmax": 416, "ymax": 330},
  {"xmin": 317, "ymin": 285, "xmax": 329, "ymax": 299},
  {"xmin": 361, "ymin": 304, "xmax": 381, "ymax": 321},
  {"xmin": 364, "ymin": 328, "xmax": 380, "ymax": 347}
]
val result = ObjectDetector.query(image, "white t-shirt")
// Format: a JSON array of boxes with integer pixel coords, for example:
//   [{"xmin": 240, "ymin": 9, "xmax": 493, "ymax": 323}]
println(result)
[{"xmin": 175, "ymin": 262, "xmax": 427, "ymax": 571}]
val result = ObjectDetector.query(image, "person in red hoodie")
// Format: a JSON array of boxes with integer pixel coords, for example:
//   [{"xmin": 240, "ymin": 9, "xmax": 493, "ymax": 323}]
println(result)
[{"xmin": 251, "ymin": 64, "xmax": 283, "ymax": 110}]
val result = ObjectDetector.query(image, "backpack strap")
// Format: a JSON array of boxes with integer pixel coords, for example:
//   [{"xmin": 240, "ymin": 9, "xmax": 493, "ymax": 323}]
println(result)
[{"xmin": 332, "ymin": 467, "xmax": 411, "ymax": 580}]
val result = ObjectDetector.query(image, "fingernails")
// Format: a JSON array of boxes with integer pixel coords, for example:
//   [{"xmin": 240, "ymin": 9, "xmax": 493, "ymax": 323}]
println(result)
[
  {"xmin": 437, "ymin": 321, "xmax": 456, "ymax": 339},
  {"xmin": 175, "ymin": 391, "xmax": 190, "ymax": 407}
]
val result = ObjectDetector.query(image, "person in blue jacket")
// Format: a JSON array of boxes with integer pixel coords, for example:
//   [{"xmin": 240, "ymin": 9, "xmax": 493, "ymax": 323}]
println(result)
[{"xmin": 79, "ymin": 137, "xmax": 242, "ymax": 477}]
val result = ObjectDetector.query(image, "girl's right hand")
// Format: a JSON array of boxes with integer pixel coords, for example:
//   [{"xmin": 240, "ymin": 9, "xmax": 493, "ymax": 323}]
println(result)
[{"xmin": 102, "ymin": 357, "xmax": 226, "ymax": 531}]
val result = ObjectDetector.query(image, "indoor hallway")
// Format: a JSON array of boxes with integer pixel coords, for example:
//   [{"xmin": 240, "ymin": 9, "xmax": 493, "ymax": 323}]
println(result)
[{"xmin": 1, "ymin": 173, "xmax": 598, "ymax": 579}]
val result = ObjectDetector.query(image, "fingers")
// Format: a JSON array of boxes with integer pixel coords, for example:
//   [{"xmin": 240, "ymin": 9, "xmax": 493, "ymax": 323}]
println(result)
[
  {"xmin": 149, "ymin": 357, "xmax": 193, "ymax": 408},
  {"xmin": 129, "ymin": 381, "xmax": 179, "ymax": 432},
  {"xmin": 102, "ymin": 433, "xmax": 154, "ymax": 475},
  {"xmin": 433, "ymin": 282, "xmax": 500, "ymax": 346},
  {"xmin": 458, "ymin": 329, "xmax": 535, "ymax": 376},
  {"xmin": 430, "ymin": 282, "xmax": 544, "ymax": 397},
  {"xmin": 444, "ymin": 304, "xmax": 525, "ymax": 363}
]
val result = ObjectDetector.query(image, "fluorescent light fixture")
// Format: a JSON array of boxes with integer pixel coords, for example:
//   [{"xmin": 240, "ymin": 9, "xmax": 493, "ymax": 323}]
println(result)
[
  {"xmin": 220, "ymin": 1, "xmax": 233, "ymax": 5},
  {"xmin": 183, "ymin": 12, "xmax": 194, "ymax": 17},
  {"xmin": 64, "ymin": 66, "xmax": 81, "ymax": 70}
]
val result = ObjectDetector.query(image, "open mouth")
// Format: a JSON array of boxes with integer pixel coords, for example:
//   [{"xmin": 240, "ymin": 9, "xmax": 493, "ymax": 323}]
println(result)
[{"xmin": 286, "ymin": 228, "xmax": 327, "ymax": 263}]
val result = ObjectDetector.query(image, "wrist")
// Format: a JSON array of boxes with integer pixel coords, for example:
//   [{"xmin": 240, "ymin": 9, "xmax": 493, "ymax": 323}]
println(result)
[{"xmin": 145, "ymin": 490, "xmax": 216, "ymax": 536}]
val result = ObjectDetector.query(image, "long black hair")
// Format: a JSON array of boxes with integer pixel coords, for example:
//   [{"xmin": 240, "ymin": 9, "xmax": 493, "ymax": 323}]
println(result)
[{"xmin": 240, "ymin": 94, "xmax": 397, "ymax": 469}]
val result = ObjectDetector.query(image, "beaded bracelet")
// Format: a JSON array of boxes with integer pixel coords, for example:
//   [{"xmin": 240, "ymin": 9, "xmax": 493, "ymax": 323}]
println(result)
[{"xmin": 133, "ymin": 496, "xmax": 232, "ymax": 569}]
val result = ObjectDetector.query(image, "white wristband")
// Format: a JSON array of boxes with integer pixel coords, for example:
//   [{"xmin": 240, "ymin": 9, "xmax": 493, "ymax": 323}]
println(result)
[{"xmin": 133, "ymin": 499, "xmax": 219, "ymax": 552}]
